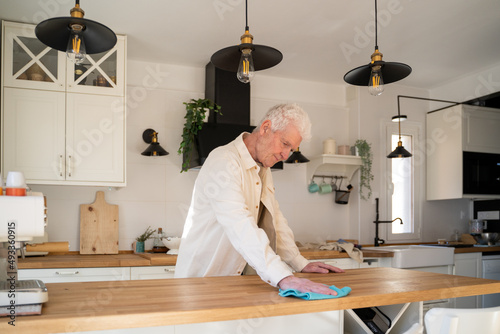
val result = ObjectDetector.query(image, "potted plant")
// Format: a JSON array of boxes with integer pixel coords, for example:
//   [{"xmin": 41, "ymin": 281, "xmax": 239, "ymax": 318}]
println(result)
[
  {"xmin": 177, "ymin": 98, "xmax": 221, "ymax": 172},
  {"xmin": 354, "ymin": 139, "xmax": 374, "ymax": 200},
  {"xmin": 134, "ymin": 226, "xmax": 156, "ymax": 253}
]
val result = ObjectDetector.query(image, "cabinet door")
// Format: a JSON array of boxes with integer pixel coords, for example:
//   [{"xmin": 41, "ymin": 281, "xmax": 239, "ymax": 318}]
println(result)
[
  {"xmin": 65, "ymin": 93, "xmax": 125, "ymax": 184},
  {"xmin": 66, "ymin": 35, "xmax": 126, "ymax": 97},
  {"xmin": 453, "ymin": 253, "xmax": 481, "ymax": 308},
  {"xmin": 130, "ymin": 266, "xmax": 176, "ymax": 280},
  {"xmin": 3, "ymin": 87, "xmax": 66, "ymax": 181},
  {"xmin": 2, "ymin": 21, "xmax": 65, "ymax": 91},
  {"xmin": 463, "ymin": 105, "xmax": 500, "ymax": 154}
]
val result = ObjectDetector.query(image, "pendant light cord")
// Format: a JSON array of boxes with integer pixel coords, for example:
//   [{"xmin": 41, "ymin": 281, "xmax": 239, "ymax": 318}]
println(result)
[
  {"xmin": 374, "ymin": 0, "xmax": 378, "ymax": 50},
  {"xmin": 245, "ymin": 0, "xmax": 249, "ymax": 30}
]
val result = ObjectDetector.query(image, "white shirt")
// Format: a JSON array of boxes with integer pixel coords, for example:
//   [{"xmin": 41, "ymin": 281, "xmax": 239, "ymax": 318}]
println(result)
[{"xmin": 175, "ymin": 133, "xmax": 309, "ymax": 287}]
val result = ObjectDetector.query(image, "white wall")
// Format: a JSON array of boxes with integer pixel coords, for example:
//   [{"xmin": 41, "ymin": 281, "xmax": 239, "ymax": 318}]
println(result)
[{"xmin": 31, "ymin": 59, "xmax": 488, "ymax": 251}]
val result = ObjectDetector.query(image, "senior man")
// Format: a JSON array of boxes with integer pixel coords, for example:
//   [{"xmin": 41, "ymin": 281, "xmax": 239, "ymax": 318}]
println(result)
[{"xmin": 175, "ymin": 103, "xmax": 344, "ymax": 295}]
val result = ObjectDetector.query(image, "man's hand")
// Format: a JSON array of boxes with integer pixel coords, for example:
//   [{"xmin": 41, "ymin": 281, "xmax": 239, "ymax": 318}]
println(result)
[
  {"xmin": 278, "ymin": 276, "xmax": 338, "ymax": 296},
  {"xmin": 301, "ymin": 261, "xmax": 345, "ymax": 274}
]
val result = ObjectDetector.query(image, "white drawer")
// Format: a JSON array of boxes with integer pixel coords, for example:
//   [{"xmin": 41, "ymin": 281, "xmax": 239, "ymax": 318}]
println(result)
[
  {"xmin": 18, "ymin": 267, "xmax": 130, "ymax": 283},
  {"xmin": 131, "ymin": 266, "xmax": 176, "ymax": 280},
  {"xmin": 311, "ymin": 258, "xmax": 359, "ymax": 269}
]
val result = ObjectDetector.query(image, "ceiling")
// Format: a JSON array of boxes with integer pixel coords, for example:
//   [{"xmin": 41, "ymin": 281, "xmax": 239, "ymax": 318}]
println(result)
[{"xmin": 2, "ymin": 0, "xmax": 500, "ymax": 89}]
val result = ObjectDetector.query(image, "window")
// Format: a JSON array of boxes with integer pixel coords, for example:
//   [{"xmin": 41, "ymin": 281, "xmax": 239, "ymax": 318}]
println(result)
[{"xmin": 383, "ymin": 122, "xmax": 422, "ymax": 242}]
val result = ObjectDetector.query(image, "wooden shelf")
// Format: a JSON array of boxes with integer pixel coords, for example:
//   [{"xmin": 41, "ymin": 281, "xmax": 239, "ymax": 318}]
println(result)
[{"xmin": 306, "ymin": 154, "xmax": 362, "ymax": 183}]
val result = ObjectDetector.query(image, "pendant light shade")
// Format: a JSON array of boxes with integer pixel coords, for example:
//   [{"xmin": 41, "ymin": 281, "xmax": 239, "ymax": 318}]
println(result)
[
  {"xmin": 35, "ymin": 0, "xmax": 117, "ymax": 64},
  {"xmin": 285, "ymin": 148, "xmax": 310, "ymax": 164},
  {"xmin": 141, "ymin": 129, "xmax": 169, "ymax": 157},
  {"xmin": 387, "ymin": 97, "xmax": 412, "ymax": 159},
  {"xmin": 210, "ymin": 0, "xmax": 282, "ymax": 83},
  {"xmin": 344, "ymin": 0, "xmax": 411, "ymax": 95}
]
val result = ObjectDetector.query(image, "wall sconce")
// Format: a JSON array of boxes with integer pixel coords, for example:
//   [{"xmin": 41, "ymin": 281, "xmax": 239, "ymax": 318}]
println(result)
[
  {"xmin": 285, "ymin": 148, "xmax": 310, "ymax": 164},
  {"xmin": 141, "ymin": 129, "xmax": 169, "ymax": 156}
]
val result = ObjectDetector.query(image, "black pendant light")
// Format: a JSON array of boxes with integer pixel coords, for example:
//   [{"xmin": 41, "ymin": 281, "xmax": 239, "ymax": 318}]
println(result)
[
  {"xmin": 141, "ymin": 129, "xmax": 169, "ymax": 157},
  {"xmin": 387, "ymin": 97, "xmax": 412, "ymax": 158},
  {"xmin": 344, "ymin": 0, "xmax": 411, "ymax": 96},
  {"xmin": 285, "ymin": 148, "xmax": 310, "ymax": 164},
  {"xmin": 210, "ymin": 0, "xmax": 282, "ymax": 84},
  {"xmin": 35, "ymin": 0, "xmax": 117, "ymax": 65}
]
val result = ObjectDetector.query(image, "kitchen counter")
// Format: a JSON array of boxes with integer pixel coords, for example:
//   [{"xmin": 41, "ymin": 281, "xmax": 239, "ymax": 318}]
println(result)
[
  {"xmin": 17, "ymin": 249, "xmax": 393, "ymax": 269},
  {"xmin": 3, "ymin": 267, "xmax": 500, "ymax": 333},
  {"xmin": 17, "ymin": 246, "xmax": 499, "ymax": 269}
]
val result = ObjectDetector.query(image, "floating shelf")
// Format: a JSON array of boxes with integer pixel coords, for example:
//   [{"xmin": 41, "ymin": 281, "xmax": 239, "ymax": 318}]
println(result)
[{"xmin": 306, "ymin": 154, "xmax": 362, "ymax": 183}]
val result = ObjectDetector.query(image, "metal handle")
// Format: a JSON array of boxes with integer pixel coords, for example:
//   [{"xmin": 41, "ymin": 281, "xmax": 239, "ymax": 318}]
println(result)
[
  {"xmin": 164, "ymin": 268, "xmax": 175, "ymax": 273},
  {"xmin": 55, "ymin": 270, "xmax": 79, "ymax": 275},
  {"xmin": 59, "ymin": 155, "xmax": 63, "ymax": 176},
  {"xmin": 67, "ymin": 155, "xmax": 72, "ymax": 177}
]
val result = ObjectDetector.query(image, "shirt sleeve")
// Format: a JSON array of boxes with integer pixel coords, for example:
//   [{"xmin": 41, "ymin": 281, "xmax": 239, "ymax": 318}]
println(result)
[{"xmin": 199, "ymin": 150, "xmax": 294, "ymax": 287}]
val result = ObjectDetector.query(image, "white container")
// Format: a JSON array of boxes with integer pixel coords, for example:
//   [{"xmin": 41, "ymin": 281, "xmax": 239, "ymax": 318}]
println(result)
[{"xmin": 323, "ymin": 138, "xmax": 336, "ymax": 154}]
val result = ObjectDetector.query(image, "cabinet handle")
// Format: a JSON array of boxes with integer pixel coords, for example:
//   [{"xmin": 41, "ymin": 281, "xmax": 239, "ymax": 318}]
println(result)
[
  {"xmin": 55, "ymin": 271, "xmax": 80, "ymax": 275},
  {"xmin": 59, "ymin": 155, "xmax": 64, "ymax": 176},
  {"xmin": 164, "ymin": 268, "xmax": 175, "ymax": 273},
  {"xmin": 67, "ymin": 155, "xmax": 72, "ymax": 177}
]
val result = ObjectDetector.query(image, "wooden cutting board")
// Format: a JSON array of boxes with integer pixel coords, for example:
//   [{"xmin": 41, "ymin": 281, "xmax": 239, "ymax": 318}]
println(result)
[{"xmin": 80, "ymin": 191, "xmax": 119, "ymax": 254}]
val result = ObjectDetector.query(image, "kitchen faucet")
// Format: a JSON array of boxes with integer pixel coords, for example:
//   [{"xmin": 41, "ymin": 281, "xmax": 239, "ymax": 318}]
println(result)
[{"xmin": 373, "ymin": 198, "xmax": 403, "ymax": 247}]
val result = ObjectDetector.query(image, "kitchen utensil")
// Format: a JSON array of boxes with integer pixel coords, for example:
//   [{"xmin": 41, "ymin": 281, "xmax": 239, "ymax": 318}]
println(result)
[
  {"xmin": 472, "ymin": 233, "xmax": 500, "ymax": 246},
  {"xmin": 25, "ymin": 242, "xmax": 69, "ymax": 253},
  {"xmin": 338, "ymin": 145, "xmax": 350, "ymax": 155},
  {"xmin": 470, "ymin": 219, "xmax": 483, "ymax": 234},
  {"xmin": 80, "ymin": 191, "xmax": 119, "ymax": 254},
  {"xmin": 162, "ymin": 236, "xmax": 181, "ymax": 254},
  {"xmin": 308, "ymin": 180, "xmax": 319, "ymax": 193}
]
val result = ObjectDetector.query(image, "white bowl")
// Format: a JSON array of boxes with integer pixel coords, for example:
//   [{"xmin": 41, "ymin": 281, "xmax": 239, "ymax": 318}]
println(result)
[{"xmin": 162, "ymin": 236, "xmax": 181, "ymax": 250}]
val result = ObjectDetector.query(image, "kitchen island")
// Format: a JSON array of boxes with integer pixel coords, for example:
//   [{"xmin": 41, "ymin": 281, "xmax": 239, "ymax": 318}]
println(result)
[{"xmin": 3, "ymin": 267, "xmax": 500, "ymax": 333}]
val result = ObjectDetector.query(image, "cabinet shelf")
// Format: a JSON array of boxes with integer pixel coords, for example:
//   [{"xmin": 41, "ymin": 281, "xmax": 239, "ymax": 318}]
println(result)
[{"xmin": 306, "ymin": 154, "xmax": 362, "ymax": 183}]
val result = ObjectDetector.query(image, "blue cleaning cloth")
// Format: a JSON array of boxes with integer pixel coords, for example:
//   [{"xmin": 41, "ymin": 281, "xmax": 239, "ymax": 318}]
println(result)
[{"xmin": 279, "ymin": 285, "xmax": 352, "ymax": 300}]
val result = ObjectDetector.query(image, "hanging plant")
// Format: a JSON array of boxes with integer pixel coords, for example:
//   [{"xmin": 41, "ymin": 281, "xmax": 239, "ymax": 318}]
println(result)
[
  {"xmin": 177, "ymin": 98, "xmax": 221, "ymax": 172},
  {"xmin": 354, "ymin": 139, "xmax": 374, "ymax": 200}
]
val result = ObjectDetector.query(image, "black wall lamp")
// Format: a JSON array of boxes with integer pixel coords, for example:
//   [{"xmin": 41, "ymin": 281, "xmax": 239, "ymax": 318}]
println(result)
[
  {"xmin": 285, "ymin": 148, "xmax": 310, "ymax": 164},
  {"xmin": 210, "ymin": 0, "xmax": 282, "ymax": 84},
  {"xmin": 344, "ymin": 0, "xmax": 411, "ymax": 96},
  {"xmin": 387, "ymin": 95, "xmax": 460, "ymax": 158},
  {"xmin": 141, "ymin": 129, "xmax": 169, "ymax": 156},
  {"xmin": 35, "ymin": 0, "xmax": 117, "ymax": 65}
]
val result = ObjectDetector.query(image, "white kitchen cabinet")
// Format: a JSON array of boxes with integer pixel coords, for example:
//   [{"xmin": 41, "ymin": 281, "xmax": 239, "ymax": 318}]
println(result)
[
  {"xmin": 18, "ymin": 267, "xmax": 130, "ymax": 283},
  {"xmin": 311, "ymin": 258, "xmax": 360, "ymax": 269},
  {"xmin": 426, "ymin": 104, "xmax": 500, "ymax": 200},
  {"xmin": 1, "ymin": 20, "xmax": 127, "ymax": 186},
  {"xmin": 130, "ymin": 266, "xmax": 176, "ymax": 280},
  {"xmin": 453, "ymin": 253, "xmax": 482, "ymax": 308}
]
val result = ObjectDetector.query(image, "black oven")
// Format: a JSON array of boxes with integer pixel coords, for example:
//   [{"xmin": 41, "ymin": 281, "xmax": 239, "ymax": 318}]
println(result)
[{"xmin": 463, "ymin": 151, "xmax": 500, "ymax": 195}]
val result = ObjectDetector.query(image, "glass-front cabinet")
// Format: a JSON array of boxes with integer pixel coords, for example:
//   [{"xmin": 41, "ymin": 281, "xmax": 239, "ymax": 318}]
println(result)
[
  {"xmin": 66, "ymin": 37, "xmax": 126, "ymax": 96},
  {"xmin": 2, "ymin": 21, "xmax": 66, "ymax": 91},
  {"xmin": 2, "ymin": 20, "xmax": 125, "ymax": 97},
  {"xmin": 1, "ymin": 20, "xmax": 127, "ymax": 186}
]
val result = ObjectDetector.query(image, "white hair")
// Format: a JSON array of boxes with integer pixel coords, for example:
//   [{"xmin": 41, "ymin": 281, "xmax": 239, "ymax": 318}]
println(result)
[{"xmin": 255, "ymin": 103, "xmax": 312, "ymax": 141}]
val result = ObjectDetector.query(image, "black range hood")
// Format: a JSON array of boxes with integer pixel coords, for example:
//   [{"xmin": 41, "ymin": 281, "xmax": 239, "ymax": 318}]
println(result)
[{"xmin": 184, "ymin": 63, "xmax": 282, "ymax": 170}]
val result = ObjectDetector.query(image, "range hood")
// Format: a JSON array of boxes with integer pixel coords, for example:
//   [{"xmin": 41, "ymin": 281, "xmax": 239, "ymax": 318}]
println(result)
[{"xmin": 184, "ymin": 63, "xmax": 282, "ymax": 169}]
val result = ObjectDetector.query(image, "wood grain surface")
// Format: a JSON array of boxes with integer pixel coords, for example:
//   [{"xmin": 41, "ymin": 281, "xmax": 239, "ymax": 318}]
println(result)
[
  {"xmin": 4, "ymin": 267, "xmax": 500, "ymax": 333},
  {"xmin": 79, "ymin": 191, "xmax": 119, "ymax": 254}
]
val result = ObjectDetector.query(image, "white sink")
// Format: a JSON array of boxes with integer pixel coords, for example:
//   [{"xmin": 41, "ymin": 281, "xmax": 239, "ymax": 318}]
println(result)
[{"xmin": 364, "ymin": 245, "xmax": 454, "ymax": 268}]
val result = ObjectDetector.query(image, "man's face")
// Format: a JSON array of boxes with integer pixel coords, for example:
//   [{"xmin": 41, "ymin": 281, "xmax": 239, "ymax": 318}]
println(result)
[{"xmin": 255, "ymin": 120, "xmax": 302, "ymax": 168}]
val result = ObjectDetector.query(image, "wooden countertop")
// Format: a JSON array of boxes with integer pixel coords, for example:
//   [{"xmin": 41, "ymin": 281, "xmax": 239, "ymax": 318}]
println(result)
[
  {"xmin": 3, "ymin": 267, "xmax": 500, "ymax": 333},
  {"xmin": 17, "ymin": 246, "xmax": 499, "ymax": 269},
  {"xmin": 17, "ymin": 250, "xmax": 391, "ymax": 268}
]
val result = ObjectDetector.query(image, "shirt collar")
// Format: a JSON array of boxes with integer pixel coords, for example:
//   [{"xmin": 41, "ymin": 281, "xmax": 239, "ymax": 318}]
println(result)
[{"xmin": 234, "ymin": 132, "xmax": 259, "ymax": 171}]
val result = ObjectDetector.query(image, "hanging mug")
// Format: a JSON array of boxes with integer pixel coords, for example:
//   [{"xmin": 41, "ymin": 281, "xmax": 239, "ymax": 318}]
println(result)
[{"xmin": 308, "ymin": 180, "xmax": 320, "ymax": 193}]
